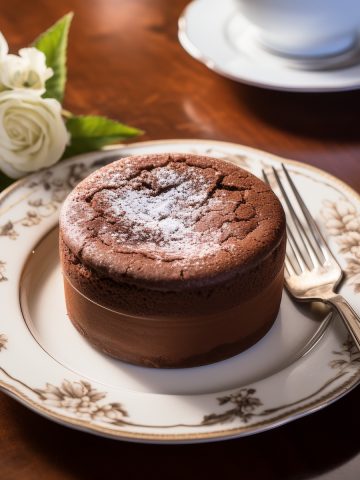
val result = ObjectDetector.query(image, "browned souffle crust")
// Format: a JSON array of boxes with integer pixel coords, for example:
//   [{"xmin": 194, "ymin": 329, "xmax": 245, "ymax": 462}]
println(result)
[{"xmin": 59, "ymin": 153, "xmax": 286, "ymax": 368}]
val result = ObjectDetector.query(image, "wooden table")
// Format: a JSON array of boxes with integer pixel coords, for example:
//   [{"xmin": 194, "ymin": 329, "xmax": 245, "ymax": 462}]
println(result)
[{"xmin": 1, "ymin": 1, "xmax": 360, "ymax": 478}]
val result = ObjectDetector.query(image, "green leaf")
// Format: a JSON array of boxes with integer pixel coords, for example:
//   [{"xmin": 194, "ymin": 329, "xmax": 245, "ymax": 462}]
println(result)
[
  {"xmin": 64, "ymin": 115, "xmax": 142, "ymax": 158},
  {"xmin": 0, "ymin": 171, "xmax": 14, "ymax": 192},
  {"xmin": 33, "ymin": 12, "xmax": 73, "ymax": 102}
]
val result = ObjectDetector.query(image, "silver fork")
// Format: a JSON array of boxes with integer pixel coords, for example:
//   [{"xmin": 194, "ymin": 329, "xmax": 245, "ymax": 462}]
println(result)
[{"xmin": 263, "ymin": 164, "xmax": 360, "ymax": 350}]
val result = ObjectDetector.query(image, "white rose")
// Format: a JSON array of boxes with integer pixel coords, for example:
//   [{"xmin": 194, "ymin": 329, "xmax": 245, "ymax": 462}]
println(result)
[
  {"xmin": 0, "ymin": 48, "xmax": 53, "ymax": 94},
  {"xmin": 0, "ymin": 90, "xmax": 69, "ymax": 178},
  {"xmin": 0, "ymin": 32, "xmax": 8, "ymax": 59}
]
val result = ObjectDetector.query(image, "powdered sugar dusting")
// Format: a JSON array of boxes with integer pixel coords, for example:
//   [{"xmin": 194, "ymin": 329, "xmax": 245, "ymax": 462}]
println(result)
[{"xmin": 95, "ymin": 165, "xmax": 223, "ymax": 258}]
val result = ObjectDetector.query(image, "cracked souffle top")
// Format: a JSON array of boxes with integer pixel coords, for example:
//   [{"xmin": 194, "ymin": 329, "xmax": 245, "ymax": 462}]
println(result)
[{"xmin": 60, "ymin": 153, "xmax": 285, "ymax": 289}]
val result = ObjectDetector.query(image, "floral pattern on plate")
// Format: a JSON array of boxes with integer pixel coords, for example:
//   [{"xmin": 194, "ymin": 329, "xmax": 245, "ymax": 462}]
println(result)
[
  {"xmin": 35, "ymin": 380, "xmax": 128, "ymax": 425},
  {"xmin": 0, "ymin": 334, "xmax": 7, "ymax": 350},
  {"xmin": 0, "ymin": 261, "xmax": 7, "ymax": 282},
  {"xmin": 322, "ymin": 199, "xmax": 360, "ymax": 292}
]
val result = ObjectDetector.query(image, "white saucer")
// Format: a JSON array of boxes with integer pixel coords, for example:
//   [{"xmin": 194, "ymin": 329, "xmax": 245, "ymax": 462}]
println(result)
[
  {"xmin": 178, "ymin": 0, "xmax": 360, "ymax": 92},
  {"xmin": 1, "ymin": 139, "xmax": 360, "ymax": 443}
]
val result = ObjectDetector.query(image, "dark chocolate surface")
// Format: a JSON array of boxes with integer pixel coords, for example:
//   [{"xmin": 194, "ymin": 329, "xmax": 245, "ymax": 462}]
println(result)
[{"xmin": 60, "ymin": 153, "xmax": 286, "ymax": 290}]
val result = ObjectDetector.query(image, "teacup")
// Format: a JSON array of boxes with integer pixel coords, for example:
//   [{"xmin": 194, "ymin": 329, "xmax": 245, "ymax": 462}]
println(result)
[{"xmin": 236, "ymin": 0, "xmax": 360, "ymax": 58}]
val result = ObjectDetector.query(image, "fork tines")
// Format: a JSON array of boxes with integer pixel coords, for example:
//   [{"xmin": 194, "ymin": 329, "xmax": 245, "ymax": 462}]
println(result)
[{"xmin": 262, "ymin": 164, "xmax": 338, "ymax": 277}]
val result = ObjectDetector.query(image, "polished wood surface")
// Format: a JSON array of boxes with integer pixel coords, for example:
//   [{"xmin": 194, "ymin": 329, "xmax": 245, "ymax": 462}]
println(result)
[{"xmin": 1, "ymin": 1, "xmax": 360, "ymax": 478}]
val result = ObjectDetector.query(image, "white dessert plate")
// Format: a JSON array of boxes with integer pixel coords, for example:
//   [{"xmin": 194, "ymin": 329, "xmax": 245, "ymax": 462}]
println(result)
[
  {"xmin": 1, "ymin": 139, "xmax": 360, "ymax": 443},
  {"xmin": 178, "ymin": 0, "xmax": 360, "ymax": 92}
]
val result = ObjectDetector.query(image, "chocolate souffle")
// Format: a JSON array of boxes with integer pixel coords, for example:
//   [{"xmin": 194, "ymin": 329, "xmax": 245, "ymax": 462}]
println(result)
[{"xmin": 59, "ymin": 153, "xmax": 286, "ymax": 368}]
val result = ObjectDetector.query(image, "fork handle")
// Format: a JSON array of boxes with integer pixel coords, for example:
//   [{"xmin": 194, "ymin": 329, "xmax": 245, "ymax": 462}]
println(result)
[{"xmin": 327, "ymin": 295, "xmax": 360, "ymax": 350}]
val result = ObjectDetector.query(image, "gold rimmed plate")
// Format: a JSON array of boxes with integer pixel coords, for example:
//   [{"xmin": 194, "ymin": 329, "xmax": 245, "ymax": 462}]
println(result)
[{"xmin": 1, "ymin": 139, "xmax": 360, "ymax": 443}]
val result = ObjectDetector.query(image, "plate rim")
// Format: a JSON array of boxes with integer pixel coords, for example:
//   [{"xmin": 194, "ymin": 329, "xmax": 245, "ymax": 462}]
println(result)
[
  {"xmin": 2, "ymin": 372, "xmax": 360, "ymax": 443},
  {"xmin": 178, "ymin": 0, "xmax": 360, "ymax": 93},
  {"xmin": 1, "ymin": 138, "xmax": 360, "ymax": 443},
  {"xmin": 1, "ymin": 138, "xmax": 360, "ymax": 205}
]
